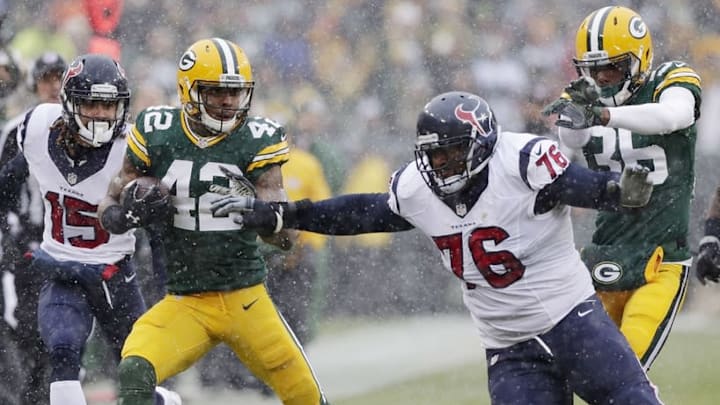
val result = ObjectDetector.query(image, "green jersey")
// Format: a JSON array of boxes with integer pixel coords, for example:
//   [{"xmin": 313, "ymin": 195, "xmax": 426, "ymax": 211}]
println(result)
[
  {"xmin": 582, "ymin": 61, "xmax": 701, "ymax": 262},
  {"xmin": 127, "ymin": 107, "xmax": 289, "ymax": 294}
]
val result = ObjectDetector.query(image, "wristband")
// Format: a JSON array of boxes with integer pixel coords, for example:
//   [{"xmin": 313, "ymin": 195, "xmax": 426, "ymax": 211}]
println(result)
[{"xmin": 282, "ymin": 199, "xmax": 312, "ymax": 228}]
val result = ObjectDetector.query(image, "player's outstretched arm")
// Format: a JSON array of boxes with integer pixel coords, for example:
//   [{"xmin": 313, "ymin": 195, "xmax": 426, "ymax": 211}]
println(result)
[
  {"xmin": 536, "ymin": 162, "xmax": 653, "ymax": 213},
  {"xmin": 211, "ymin": 193, "xmax": 414, "ymax": 235}
]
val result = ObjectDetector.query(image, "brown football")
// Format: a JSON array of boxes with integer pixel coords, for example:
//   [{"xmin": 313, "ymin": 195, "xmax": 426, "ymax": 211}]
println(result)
[{"xmin": 120, "ymin": 176, "xmax": 170, "ymax": 201}]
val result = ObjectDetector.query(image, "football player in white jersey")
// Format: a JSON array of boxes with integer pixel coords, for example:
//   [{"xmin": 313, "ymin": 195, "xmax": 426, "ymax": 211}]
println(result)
[
  {"xmin": 0, "ymin": 54, "xmax": 177, "ymax": 405},
  {"xmin": 211, "ymin": 91, "xmax": 662, "ymax": 404}
]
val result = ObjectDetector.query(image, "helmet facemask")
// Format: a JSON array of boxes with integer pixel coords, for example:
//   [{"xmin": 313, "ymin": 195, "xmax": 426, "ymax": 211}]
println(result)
[
  {"xmin": 60, "ymin": 54, "xmax": 131, "ymax": 148},
  {"xmin": 63, "ymin": 83, "xmax": 129, "ymax": 148},
  {"xmin": 574, "ymin": 52, "xmax": 643, "ymax": 106},
  {"xmin": 185, "ymin": 79, "xmax": 254, "ymax": 135},
  {"xmin": 573, "ymin": 6, "xmax": 653, "ymax": 107},
  {"xmin": 415, "ymin": 130, "xmax": 494, "ymax": 197}
]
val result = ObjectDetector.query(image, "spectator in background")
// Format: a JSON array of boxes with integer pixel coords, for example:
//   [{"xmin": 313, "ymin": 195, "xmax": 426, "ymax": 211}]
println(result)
[
  {"xmin": 0, "ymin": 51, "xmax": 65, "ymax": 405},
  {"xmin": 326, "ymin": 95, "xmax": 394, "ymax": 316},
  {"xmin": 9, "ymin": 1, "xmax": 82, "ymax": 63},
  {"xmin": 291, "ymin": 83, "xmax": 347, "ymax": 194},
  {"xmin": 0, "ymin": 44, "xmax": 23, "ymax": 405},
  {"xmin": 266, "ymin": 107, "xmax": 332, "ymax": 345},
  {"xmin": 0, "ymin": 46, "xmax": 20, "ymax": 117}
]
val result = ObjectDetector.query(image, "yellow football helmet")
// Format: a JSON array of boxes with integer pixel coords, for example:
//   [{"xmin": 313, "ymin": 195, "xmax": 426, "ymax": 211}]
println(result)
[
  {"xmin": 574, "ymin": 6, "xmax": 653, "ymax": 106},
  {"xmin": 177, "ymin": 37, "xmax": 254, "ymax": 134}
]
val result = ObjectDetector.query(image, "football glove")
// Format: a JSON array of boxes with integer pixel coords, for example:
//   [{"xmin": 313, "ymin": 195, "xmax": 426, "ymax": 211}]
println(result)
[
  {"xmin": 564, "ymin": 76, "xmax": 600, "ymax": 105},
  {"xmin": 101, "ymin": 181, "xmax": 173, "ymax": 234},
  {"xmin": 208, "ymin": 166, "xmax": 257, "ymax": 197},
  {"xmin": 210, "ymin": 195, "xmax": 284, "ymax": 237},
  {"xmin": 121, "ymin": 181, "xmax": 173, "ymax": 227},
  {"xmin": 605, "ymin": 164, "xmax": 653, "ymax": 208},
  {"xmin": 541, "ymin": 94, "xmax": 571, "ymax": 117},
  {"xmin": 542, "ymin": 77, "xmax": 603, "ymax": 129},
  {"xmin": 697, "ymin": 219, "xmax": 720, "ymax": 285},
  {"xmin": 554, "ymin": 102, "xmax": 603, "ymax": 130}
]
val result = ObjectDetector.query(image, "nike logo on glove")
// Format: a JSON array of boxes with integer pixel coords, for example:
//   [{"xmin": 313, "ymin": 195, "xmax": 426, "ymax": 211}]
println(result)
[
  {"xmin": 243, "ymin": 298, "xmax": 259, "ymax": 311},
  {"xmin": 124, "ymin": 273, "xmax": 137, "ymax": 283}
]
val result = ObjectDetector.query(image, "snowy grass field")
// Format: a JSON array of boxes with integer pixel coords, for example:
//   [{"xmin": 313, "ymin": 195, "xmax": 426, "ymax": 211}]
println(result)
[
  {"xmin": 337, "ymin": 315, "xmax": 720, "ymax": 405},
  {"xmin": 86, "ymin": 312, "xmax": 720, "ymax": 404}
]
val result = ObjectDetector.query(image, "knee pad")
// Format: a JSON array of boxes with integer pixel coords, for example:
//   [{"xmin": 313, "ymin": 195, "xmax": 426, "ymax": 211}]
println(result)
[
  {"xmin": 117, "ymin": 356, "xmax": 157, "ymax": 405},
  {"xmin": 48, "ymin": 346, "xmax": 82, "ymax": 381}
]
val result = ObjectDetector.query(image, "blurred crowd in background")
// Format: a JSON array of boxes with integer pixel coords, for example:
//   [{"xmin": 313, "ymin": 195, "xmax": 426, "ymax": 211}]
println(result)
[{"xmin": 2, "ymin": 0, "xmax": 720, "ymax": 350}]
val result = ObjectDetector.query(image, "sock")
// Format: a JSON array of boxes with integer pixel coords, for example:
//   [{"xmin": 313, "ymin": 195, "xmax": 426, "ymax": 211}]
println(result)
[
  {"xmin": 155, "ymin": 386, "xmax": 182, "ymax": 405},
  {"xmin": 50, "ymin": 380, "xmax": 87, "ymax": 405}
]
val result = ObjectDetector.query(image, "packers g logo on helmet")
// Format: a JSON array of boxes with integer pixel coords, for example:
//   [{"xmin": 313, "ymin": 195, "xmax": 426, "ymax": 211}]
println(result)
[
  {"xmin": 176, "ymin": 37, "xmax": 254, "ymax": 135},
  {"xmin": 178, "ymin": 50, "xmax": 196, "ymax": 71},
  {"xmin": 628, "ymin": 16, "xmax": 647, "ymax": 39},
  {"xmin": 573, "ymin": 6, "xmax": 653, "ymax": 106}
]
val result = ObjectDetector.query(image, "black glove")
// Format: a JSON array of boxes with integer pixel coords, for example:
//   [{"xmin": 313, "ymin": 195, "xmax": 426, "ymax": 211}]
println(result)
[
  {"xmin": 101, "ymin": 182, "xmax": 173, "ymax": 234},
  {"xmin": 209, "ymin": 195, "xmax": 284, "ymax": 237},
  {"xmin": 697, "ymin": 217, "xmax": 720, "ymax": 284},
  {"xmin": 696, "ymin": 236, "xmax": 720, "ymax": 285},
  {"xmin": 121, "ymin": 181, "xmax": 173, "ymax": 227}
]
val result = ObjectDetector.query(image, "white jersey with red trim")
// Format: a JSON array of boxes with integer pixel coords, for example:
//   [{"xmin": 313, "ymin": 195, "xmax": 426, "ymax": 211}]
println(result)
[
  {"xmin": 388, "ymin": 130, "xmax": 594, "ymax": 348},
  {"xmin": 19, "ymin": 103, "xmax": 135, "ymax": 264}
]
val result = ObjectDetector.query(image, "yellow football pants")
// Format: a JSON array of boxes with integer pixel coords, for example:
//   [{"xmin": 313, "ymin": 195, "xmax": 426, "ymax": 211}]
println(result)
[
  {"xmin": 122, "ymin": 283, "xmax": 326, "ymax": 404},
  {"xmin": 597, "ymin": 261, "xmax": 689, "ymax": 370}
]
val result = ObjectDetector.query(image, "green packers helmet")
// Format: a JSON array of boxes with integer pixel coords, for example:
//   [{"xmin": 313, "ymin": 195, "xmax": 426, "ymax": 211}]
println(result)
[
  {"xmin": 574, "ymin": 6, "xmax": 653, "ymax": 106},
  {"xmin": 177, "ymin": 37, "xmax": 254, "ymax": 134}
]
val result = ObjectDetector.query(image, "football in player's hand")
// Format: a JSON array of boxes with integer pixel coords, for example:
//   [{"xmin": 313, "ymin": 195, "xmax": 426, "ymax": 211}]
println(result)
[{"xmin": 121, "ymin": 176, "xmax": 170, "ymax": 202}]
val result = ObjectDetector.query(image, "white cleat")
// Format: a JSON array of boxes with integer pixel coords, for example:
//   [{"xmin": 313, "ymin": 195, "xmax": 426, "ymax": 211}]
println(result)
[{"xmin": 155, "ymin": 386, "xmax": 182, "ymax": 405}]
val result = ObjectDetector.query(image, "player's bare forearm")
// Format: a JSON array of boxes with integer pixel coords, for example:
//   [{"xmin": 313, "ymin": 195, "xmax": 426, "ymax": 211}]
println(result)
[
  {"xmin": 255, "ymin": 165, "xmax": 297, "ymax": 250},
  {"xmin": 97, "ymin": 156, "xmax": 143, "ymax": 219}
]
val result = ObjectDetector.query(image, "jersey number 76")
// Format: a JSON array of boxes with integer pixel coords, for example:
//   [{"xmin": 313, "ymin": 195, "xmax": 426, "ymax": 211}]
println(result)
[{"xmin": 433, "ymin": 226, "xmax": 525, "ymax": 289}]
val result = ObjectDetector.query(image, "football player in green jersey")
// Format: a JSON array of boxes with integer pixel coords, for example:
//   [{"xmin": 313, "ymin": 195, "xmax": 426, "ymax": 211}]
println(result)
[
  {"xmin": 543, "ymin": 6, "xmax": 701, "ymax": 370},
  {"xmin": 98, "ymin": 38, "xmax": 327, "ymax": 405}
]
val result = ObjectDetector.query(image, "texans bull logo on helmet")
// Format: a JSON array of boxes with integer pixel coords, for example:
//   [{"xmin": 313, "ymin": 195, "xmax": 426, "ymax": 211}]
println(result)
[
  {"xmin": 62, "ymin": 59, "xmax": 84, "ymax": 89},
  {"xmin": 454, "ymin": 97, "xmax": 492, "ymax": 138}
]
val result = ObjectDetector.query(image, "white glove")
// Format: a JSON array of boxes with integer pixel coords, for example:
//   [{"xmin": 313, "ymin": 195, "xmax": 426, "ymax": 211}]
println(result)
[{"xmin": 209, "ymin": 166, "xmax": 257, "ymax": 196}]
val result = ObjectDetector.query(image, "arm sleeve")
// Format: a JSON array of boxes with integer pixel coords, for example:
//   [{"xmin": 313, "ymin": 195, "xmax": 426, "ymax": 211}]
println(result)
[
  {"xmin": 557, "ymin": 126, "xmax": 592, "ymax": 149},
  {"xmin": 606, "ymin": 86, "xmax": 696, "ymax": 134},
  {"xmin": 292, "ymin": 193, "xmax": 415, "ymax": 235},
  {"xmin": 535, "ymin": 162, "xmax": 620, "ymax": 214}
]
